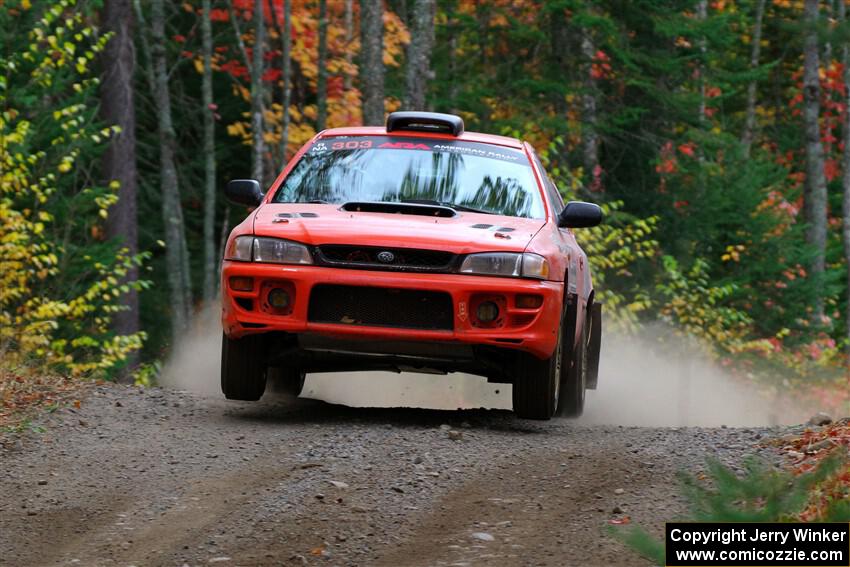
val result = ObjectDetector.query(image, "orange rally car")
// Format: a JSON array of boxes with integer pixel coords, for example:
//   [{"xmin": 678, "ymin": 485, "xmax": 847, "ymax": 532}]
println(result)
[{"xmin": 220, "ymin": 111, "xmax": 602, "ymax": 420}]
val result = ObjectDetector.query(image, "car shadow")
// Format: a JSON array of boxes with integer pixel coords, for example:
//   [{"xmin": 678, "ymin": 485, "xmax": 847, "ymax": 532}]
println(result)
[{"xmin": 223, "ymin": 394, "xmax": 550, "ymax": 435}]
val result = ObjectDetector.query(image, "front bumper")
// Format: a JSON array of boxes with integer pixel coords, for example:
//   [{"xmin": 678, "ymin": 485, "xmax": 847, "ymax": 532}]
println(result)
[{"xmin": 221, "ymin": 261, "xmax": 563, "ymax": 359}]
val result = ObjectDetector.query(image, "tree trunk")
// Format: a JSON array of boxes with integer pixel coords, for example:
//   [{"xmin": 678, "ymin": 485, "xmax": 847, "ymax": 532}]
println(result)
[
  {"xmin": 201, "ymin": 0, "xmax": 217, "ymax": 303},
  {"xmin": 100, "ymin": 0, "xmax": 139, "ymax": 381},
  {"xmin": 344, "ymin": 0, "xmax": 354, "ymax": 92},
  {"xmin": 316, "ymin": 0, "xmax": 328, "ymax": 131},
  {"xmin": 741, "ymin": 0, "xmax": 766, "ymax": 158},
  {"xmin": 148, "ymin": 0, "xmax": 193, "ymax": 337},
  {"xmin": 217, "ymin": 205, "xmax": 231, "ymax": 280},
  {"xmin": 697, "ymin": 0, "xmax": 708, "ymax": 127},
  {"xmin": 580, "ymin": 29, "xmax": 599, "ymax": 188},
  {"xmin": 360, "ymin": 0, "xmax": 385, "ymax": 125},
  {"xmin": 251, "ymin": 0, "xmax": 265, "ymax": 182},
  {"xmin": 404, "ymin": 0, "xmax": 435, "ymax": 110},
  {"xmin": 271, "ymin": 0, "xmax": 292, "ymax": 163},
  {"xmin": 802, "ymin": 0, "xmax": 828, "ymax": 323},
  {"xmin": 840, "ymin": 0, "xmax": 850, "ymax": 349}
]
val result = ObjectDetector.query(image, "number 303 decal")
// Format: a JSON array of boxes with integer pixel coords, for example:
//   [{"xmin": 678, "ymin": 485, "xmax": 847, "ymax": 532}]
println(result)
[{"xmin": 331, "ymin": 140, "xmax": 373, "ymax": 150}]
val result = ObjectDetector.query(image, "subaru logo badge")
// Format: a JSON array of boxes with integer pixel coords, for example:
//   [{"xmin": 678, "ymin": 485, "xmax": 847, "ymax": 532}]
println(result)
[{"xmin": 377, "ymin": 251, "xmax": 395, "ymax": 263}]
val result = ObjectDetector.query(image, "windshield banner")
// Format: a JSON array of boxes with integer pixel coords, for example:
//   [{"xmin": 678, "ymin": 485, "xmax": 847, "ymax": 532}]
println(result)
[{"xmin": 309, "ymin": 136, "xmax": 525, "ymax": 163}]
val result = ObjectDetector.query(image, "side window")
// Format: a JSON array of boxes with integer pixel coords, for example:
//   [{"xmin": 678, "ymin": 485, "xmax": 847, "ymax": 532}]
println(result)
[
  {"xmin": 529, "ymin": 150, "xmax": 564, "ymax": 215},
  {"xmin": 546, "ymin": 177, "xmax": 564, "ymax": 212}
]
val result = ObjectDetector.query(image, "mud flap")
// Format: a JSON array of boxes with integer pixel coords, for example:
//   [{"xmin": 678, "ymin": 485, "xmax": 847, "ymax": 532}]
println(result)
[{"xmin": 585, "ymin": 302, "xmax": 602, "ymax": 390}]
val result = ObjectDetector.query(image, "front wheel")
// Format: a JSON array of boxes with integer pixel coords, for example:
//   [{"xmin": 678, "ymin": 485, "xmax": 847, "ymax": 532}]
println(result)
[
  {"xmin": 512, "ymin": 313, "xmax": 563, "ymax": 420},
  {"xmin": 221, "ymin": 333, "xmax": 267, "ymax": 401}
]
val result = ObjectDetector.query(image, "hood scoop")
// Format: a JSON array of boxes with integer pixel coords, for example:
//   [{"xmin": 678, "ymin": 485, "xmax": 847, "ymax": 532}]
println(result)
[
  {"xmin": 340, "ymin": 201, "xmax": 456, "ymax": 218},
  {"xmin": 470, "ymin": 223, "xmax": 516, "ymax": 232},
  {"xmin": 273, "ymin": 211, "xmax": 319, "ymax": 223},
  {"xmin": 276, "ymin": 212, "xmax": 319, "ymax": 218}
]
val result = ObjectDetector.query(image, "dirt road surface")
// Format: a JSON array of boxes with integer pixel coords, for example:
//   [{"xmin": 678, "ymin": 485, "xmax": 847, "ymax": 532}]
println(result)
[{"xmin": 0, "ymin": 380, "xmax": 787, "ymax": 567}]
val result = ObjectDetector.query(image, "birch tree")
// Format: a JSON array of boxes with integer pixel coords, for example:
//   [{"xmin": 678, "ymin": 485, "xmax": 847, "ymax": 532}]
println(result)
[
  {"xmin": 741, "ymin": 0, "xmax": 766, "ymax": 157},
  {"xmin": 360, "ymin": 0, "xmax": 385, "ymax": 125},
  {"xmin": 201, "ymin": 0, "xmax": 217, "ymax": 302},
  {"xmin": 270, "ymin": 0, "xmax": 292, "ymax": 164},
  {"xmin": 251, "ymin": 0, "xmax": 265, "ymax": 182},
  {"xmin": 317, "ymin": 0, "xmax": 328, "ymax": 131},
  {"xmin": 100, "ymin": 0, "xmax": 140, "ymax": 377},
  {"xmin": 802, "ymin": 0, "xmax": 828, "ymax": 322},
  {"xmin": 344, "ymin": 0, "xmax": 354, "ymax": 92},
  {"xmin": 697, "ymin": 0, "xmax": 708, "ymax": 127},
  {"xmin": 404, "ymin": 0, "xmax": 435, "ymax": 110},
  {"xmin": 580, "ymin": 28, "xmax": 599, "ymax": 184},
  {"xmin": 136, "ymin": 0, "xmax": 193, "ymax": 336}
]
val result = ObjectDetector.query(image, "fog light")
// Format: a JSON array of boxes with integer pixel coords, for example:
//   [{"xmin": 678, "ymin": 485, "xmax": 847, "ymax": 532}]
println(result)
[
  {"xmin": 516, "ymin": 294, "xmax": 543, "ymax": 309},
  {"xmin": 268, "ymin": 288, "xmax": 290, "ymax": 309},
  {"xmin": 477, "ymin": 301, "xmax": 499, "ymax": 323},
  {"xmin": 229, "ymin": 276, "xmax": 254, "ymax": 291}
]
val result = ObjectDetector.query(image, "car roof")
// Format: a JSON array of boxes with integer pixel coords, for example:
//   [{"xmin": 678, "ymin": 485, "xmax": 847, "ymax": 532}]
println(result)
[{"xmin": 318, "ymin": 126, "xmax": 525, "ymax": 150}]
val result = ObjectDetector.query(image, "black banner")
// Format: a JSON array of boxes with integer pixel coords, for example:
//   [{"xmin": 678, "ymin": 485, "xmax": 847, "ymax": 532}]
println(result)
[
  {"xmin": 308, "ymin": 135, "xmax": 527, "ymax": 163},
  {"xmin": 665, "ymin": 523, "xmax": 850, "ymax": 566}
]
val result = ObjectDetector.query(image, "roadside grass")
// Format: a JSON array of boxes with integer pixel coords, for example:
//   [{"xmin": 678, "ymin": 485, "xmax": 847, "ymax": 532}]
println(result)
[{"xmin": 0, "ymin": 369, "xmax": 89, "ymax": 435}]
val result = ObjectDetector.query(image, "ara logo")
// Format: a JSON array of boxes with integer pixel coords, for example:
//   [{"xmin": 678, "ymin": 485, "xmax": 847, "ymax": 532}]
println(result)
[{"xmin": 378, "ymin": 142, "xmax": 430, "ymax": 150}]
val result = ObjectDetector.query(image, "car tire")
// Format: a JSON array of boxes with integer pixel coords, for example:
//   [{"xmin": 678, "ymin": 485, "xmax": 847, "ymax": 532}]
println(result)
[
  {"xmin": 267, "ymin": 366, "xmax": 306, "ymax": 397},
  {"xmin": 556, "ymin": 313, "xmax": 587, "ymax": 418},
  {"xmin": 221, "ymin": 333, "xmax": 267, "ymax": 401},
  {"xmin": 512, "ymin": 309, "xmax": 564, "ymax": 420}
]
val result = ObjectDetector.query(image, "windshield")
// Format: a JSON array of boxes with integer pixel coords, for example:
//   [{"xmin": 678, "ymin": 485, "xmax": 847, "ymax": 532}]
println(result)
[{"xmin": 272, "ymin": 136, "xmax": 545, "ymax": 218}]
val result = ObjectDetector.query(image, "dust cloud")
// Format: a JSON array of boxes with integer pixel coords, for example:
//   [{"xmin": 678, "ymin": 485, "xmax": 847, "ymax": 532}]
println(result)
[
  {"xmin": 581, "ymin": 332, "xmax": 807, "ymax": 427},
  {"xmin": 158, "ymin": 304, "xmax": 222, "ymax": 396},
  {"xmin": 160, "ymin": 307, "xmax": 808, "ymax": 426}
]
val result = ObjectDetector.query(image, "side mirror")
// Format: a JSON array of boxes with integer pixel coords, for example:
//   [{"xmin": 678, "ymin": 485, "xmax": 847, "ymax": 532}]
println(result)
[
  {"xmin": 225, "ymin": 179, "xmax": 265, "ymax": 207},
  {"xmin": 558, "ymin": 201, "xmax": 603, "ymax": 228}
]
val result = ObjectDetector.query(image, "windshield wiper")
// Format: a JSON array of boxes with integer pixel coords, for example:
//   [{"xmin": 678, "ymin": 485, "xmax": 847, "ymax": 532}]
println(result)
[{"xmin": 401, "ymin": 199, "xmax": 494, "ymax": 215}]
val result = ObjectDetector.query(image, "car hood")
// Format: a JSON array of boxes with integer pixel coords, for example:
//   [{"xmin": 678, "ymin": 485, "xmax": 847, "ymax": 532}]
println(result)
[{"xmin": 252, "ymin": 203, "xmax": 546, "ymax": 254}]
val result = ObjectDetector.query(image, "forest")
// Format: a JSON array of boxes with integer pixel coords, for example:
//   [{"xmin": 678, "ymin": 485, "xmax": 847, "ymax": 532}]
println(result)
[{"xmin": 1, "ymin": 0, "xmax": 848, "ymax": 410}]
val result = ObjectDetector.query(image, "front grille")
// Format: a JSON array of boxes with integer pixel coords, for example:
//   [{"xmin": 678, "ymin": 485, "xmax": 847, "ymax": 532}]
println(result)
[
  {"xmin": 308, "ymin": 284, "xmax": 454, "ymax": 331},
  {"xmin": 319, "ymin": 244, "xmax": 455, "ymax": 272},
  {"xmin": 316, "ymin": 245, "xmax": 455, "ymax": 272}
]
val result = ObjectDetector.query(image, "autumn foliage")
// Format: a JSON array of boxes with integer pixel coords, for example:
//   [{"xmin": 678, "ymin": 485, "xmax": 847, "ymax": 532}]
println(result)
[
  {"xmin": 0, "ymin": 0, "xmax": 849, "ymax": 395},
  {"xmin": 0, "ymin": 1, "xmax": 147, "ymax": 377}
]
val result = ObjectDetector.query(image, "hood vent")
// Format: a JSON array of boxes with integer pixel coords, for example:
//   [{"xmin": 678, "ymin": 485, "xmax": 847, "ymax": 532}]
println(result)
[
  {"xmin": 276, "ymin": 212, "xmax": 319, "ymax": 218},
  {"xmin": 340, "ymin": 201, "xmax": 456, "ymax": 218},
  {"xmin": 470, "ymin": 223, "xmax": 515, "ymax": 232}
]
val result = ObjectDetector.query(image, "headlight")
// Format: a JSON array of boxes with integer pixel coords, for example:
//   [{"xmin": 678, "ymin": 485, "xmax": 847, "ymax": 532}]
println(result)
[
  {"xmin": 253, "ymin": 237, "xmax": 312, "ymax": 264},
  {"xmin": 520, "ymin": 253, "xmax": 550, "ymax": 279},
  {"xmin": 459, "ymin": 252, "xmax": 550, "ymax": 279},
  {"xmin": 225, "ymin": 236, "xmax": 313, "ymax": 265},
  {"xmin": 225, "ymin": 236, "xmax": 254, "ymax": 261}
]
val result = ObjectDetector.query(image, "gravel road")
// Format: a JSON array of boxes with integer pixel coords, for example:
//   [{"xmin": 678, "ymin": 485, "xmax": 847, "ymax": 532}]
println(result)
[{"xmin": 0, "ymin": 380, "xmax": 789, "ymax": 567}]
